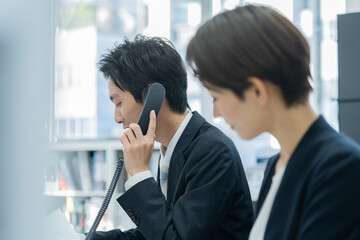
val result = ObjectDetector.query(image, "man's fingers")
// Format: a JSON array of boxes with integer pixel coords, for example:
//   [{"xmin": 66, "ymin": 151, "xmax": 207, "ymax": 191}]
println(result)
[
  {"xmin": 124, "ymin": 128, "xmax": 136, "ymax": 144},
  {"xmin": 129, "ymin": 123, "xmax": 143, "ymax": 139},
  {"xmin": 146, "ymin": 110, "xmax": 156, "ymax": 138}
]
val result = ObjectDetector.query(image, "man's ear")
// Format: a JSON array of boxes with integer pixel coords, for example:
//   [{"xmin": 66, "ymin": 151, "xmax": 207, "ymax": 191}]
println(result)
[
  {"xmin": 142, "ymin": 83, "xmax": 153, "ymax": 100},
  {"xmin": 247, "ymin": 77, "xmax": 269, "ymax": 107}
]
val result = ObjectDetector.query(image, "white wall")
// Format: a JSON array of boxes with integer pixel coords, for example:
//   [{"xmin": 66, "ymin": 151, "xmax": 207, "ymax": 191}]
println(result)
[{"xmin": 346, "ymin": 0, "xmax": 360, "ymax": 13}]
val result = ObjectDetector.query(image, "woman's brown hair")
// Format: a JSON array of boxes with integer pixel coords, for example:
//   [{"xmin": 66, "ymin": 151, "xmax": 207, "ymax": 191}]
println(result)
[{"xmin": 186, "ymin": 5, "xmax": 312, "ymax": 107}]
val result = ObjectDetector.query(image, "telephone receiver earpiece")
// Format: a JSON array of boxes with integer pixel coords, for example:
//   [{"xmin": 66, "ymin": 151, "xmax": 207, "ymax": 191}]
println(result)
[{"xmin": 137, "ymin": 83, "xmax": 166, "ymax": 135}]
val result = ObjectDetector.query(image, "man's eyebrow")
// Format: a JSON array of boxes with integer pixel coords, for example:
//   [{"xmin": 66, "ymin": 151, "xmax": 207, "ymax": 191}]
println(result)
[{"xmin": 109, "ymin": 93, "xmax": 119, "ymax": 102}]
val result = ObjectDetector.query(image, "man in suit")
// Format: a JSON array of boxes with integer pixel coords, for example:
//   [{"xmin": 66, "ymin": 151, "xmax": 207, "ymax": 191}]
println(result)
[{"xmin": 91, "ymin": 35, "xmax": 254, "ymax": 239}]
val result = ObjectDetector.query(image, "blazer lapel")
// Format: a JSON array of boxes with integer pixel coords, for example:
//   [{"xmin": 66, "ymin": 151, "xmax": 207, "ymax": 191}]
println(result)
[
  {"xmin": 265, "ymin": 116, "xmax": 328, "ymax": 239},
  {"xmin": 166, "ymin": 111, "xmax": 205, "ymax": 204}
]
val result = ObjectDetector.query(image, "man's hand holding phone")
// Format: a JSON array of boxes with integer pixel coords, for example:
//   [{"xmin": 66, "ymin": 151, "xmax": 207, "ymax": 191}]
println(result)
[{"xmin": 120, "ymin": 110, "xmax": 156, "ymax": 177}]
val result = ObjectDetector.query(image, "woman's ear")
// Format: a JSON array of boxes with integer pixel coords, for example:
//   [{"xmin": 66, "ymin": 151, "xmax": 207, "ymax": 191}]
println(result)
[{"xmin": 247, "ymin": 77, "xmax": 269, "ymax": 107}]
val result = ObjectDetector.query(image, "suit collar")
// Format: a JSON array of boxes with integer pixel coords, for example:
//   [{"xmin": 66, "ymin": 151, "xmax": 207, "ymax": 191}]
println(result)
[
  {"xmin": 166, "ymin": 111, "xmax": 206, "ymax": 203},
  {"xmin": 262, "ymin": 116, "xmax": 332, "ymax": 238},
  {"xmin": 172, "ymin": 111, "xmax": 205, "ymax": 153},
  {"xmin": 258, "ymin": 115, "xmax": 327, "ymax": 212}
]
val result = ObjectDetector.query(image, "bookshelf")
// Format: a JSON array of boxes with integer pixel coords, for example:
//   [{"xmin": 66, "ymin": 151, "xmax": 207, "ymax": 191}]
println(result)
[{"xmin": 45, "ymin": 139, "xmax": 161, "ymax": 233}]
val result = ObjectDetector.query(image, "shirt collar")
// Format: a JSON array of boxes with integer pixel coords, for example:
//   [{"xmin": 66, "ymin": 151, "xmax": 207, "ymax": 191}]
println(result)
[{"xmin": 160, "ymin": 111, "xmax": 193, "ymax": 168}]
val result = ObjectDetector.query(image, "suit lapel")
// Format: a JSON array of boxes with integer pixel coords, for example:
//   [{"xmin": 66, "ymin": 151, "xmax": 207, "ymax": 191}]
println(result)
[
  {"xmin": 156, "ymin": 154, "xmax": 161, "ymax": 186},
  {"xmin": 166, "ymin": 111, "xmax": 205, "ymax": 204},
  {"xmin": 265, "ymin": 116, "xmax": 327, "ymax": 238}
]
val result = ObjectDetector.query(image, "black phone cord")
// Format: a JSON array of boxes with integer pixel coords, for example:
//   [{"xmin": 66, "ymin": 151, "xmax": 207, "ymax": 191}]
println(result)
[{"xmin": 85, "ymin": 157, "xmax": 124, "ymax": 240}]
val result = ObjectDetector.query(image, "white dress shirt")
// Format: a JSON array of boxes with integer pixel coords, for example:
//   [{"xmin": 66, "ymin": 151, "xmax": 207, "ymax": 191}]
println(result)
[{"xmin": 125, "ymin": 111, "xmax": 193, "ymax": 191}]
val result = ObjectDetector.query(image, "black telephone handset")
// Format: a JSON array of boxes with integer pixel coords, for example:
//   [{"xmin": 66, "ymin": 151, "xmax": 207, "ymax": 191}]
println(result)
[
  {"xmin": 85, "ymin": 83, "xmax": 165, "ymax": 240},
  {"xmin": 137, "ymin": 82, "xmax": 166, "ymax": 135}
]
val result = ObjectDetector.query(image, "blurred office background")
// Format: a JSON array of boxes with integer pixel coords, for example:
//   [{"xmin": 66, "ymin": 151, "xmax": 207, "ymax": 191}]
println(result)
[
  {"xmin": 50, "ymin": 0, "xmax": 359, "ymax": 200},
  {"xmin": 1, "ymin": 0, "xmax": 359, "ymax": 238},
  {"xmin": 51, "ymin": 0, "xmax": 356, "ymax": 162}
]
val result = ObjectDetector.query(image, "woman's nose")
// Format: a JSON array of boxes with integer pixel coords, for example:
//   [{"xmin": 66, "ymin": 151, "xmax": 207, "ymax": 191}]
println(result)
[{"xmin": 213, "ymin": 103, "xmax": 221, "ymax": 118}]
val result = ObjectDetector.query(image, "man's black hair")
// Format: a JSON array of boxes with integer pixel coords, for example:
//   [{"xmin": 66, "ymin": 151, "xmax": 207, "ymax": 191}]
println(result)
[{"xmin": 98, "ymin": 34, "xmax": 189, "ymax": 113}]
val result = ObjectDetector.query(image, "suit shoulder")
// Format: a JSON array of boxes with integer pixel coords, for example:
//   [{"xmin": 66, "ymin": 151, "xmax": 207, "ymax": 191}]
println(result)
[
  {"xmin": 193, "ymin": 122, "xmax": 236, "ymax": 148},
  {"xmin": 309, "ymin": 120, "xmax": 360, "ymax": 158},
  {"xmin": 300, "ymin": 127, "xmax": 360, "ymax": 180},
  {"xmin": 313, "ymin": 130, "xmax": 360, "ymax": 166},
  {"xmin": 183, "ymin": 122, "xmax": 240, "ymax": 163}
]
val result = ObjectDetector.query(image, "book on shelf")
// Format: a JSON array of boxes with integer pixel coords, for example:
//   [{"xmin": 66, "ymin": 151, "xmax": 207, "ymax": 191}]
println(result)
[
  {"xmin": 58, "ymin": 155, "xmax": 77, "ymax": 190},
  {"xmin": 65, "ymin": 197, "xmax": 86, "ymax": 233},
  {"xmin": 77, "ymin": 151, "xmax": 92, "ymax": 191},
  {"xmin": 92, "ymin": 151, "xmax": 106, "ymax": 191},
  {"xmin": 58, "ymin": 171, "xmax": 67, "ymax": 191},
  {"xmin": 64, "ymin": 197, "xmax": 108, "ymax": 233},
  {"xmin": 49, "ymin": 150, "xmax": 108, "ymax": 193}
]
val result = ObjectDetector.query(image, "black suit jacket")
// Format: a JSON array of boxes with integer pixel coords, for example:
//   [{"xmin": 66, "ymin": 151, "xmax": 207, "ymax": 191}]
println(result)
[
  {"xmin": 92, "ymin": 111, "xmax": 254, "ymax": 239},
  {"xmin": 256, "ymin": 116, "xmax": 360, "ymax": 239}
]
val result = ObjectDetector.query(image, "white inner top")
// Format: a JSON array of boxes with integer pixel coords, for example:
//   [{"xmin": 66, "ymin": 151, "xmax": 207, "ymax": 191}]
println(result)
[{"xmin": 249, "ymin": 165, "xmax": 286, "ymax": 240}]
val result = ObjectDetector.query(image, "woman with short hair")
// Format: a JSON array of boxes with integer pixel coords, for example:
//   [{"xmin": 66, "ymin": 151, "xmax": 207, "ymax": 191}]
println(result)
[{"xmin": 186, "ymin": 5, "xmax": 360, "ymax": 239}]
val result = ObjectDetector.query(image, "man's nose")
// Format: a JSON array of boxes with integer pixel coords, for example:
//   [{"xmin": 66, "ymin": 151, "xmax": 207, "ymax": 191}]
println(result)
[{"xmin": 114, "ymin": 109, "xmax": 124, "ymax": 124}]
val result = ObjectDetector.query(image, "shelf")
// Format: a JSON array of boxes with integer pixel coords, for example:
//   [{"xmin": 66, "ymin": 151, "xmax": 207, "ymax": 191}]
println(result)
[
  {"xmin": 44, "ymin": 190, "xmax": 106, "ymax": 197},
  {"xmin": 48, "ymin": 140, "xmax": 161, "ymax": 151}
]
